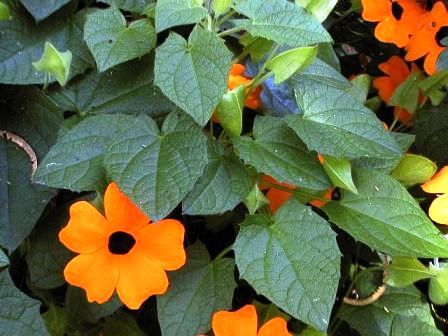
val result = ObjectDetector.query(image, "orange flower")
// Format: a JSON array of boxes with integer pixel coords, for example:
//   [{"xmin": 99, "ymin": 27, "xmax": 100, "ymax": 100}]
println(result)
[
  {"xmin": 260, "ymin": 175, "xmax": 332, "ymax": 211},
  {"xmin": 361, "ymin": 0, "xmax": 426, "ymax": 47},
  {"xmin": 405, "ymin": 1, "xmax": 448, "ymax": 74},
  {"xmin": 421, "ymin": 166, "xmax": 448, "ymax": 224},
  {"xmin": 59, "ymin": 182, "xmax": 186, "ymax": 309},
  {"xmin": 373, "ymin": 56, "xmax": 416, "ymax": 124},
  {"xmin": 210, "ymin": 304, "xmax": 291, "ymax": 336},
  {"xmin": 228, "ymin": 64, "xmax": 262, "ymax": 110}
]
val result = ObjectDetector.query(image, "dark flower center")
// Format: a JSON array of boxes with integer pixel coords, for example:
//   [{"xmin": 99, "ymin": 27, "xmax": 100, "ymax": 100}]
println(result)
[
  {"xmin": 108, "ymin": 231, "xmax": 136, "ymax": 255},
  {"xmin": 391, "ymin": 1, "xmax": 404, "ymax": 20},
  {"xmin": 436, "ymin": 26, "xmax": 448, "ymax": 47}
]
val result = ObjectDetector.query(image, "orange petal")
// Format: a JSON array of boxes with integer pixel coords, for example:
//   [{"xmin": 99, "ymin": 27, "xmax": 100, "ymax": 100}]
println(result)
[
  {"xmin": 64, "ymin": 249, "xmax": 119, "ymax": 304},
  {"xmin": 257, "ymin": 318, "xmax": 291, "ymax": 336},
  {"xmin": 310, "ymin": 188, "xmax": 333, "ymax": 208},
  {"xmin": 104, "ymin": 182, "xmax": 150, "ymax": 233},
  {"xmin": 373, "ymin": 77, "xmax": 397, "ymax": 103},
  {"xmin": 266, "ymin": 188, "xmax": 293, "ymax": 213},
  {"xmin": 59, "ymin": 201, "xmax": 109, "ymax": 254},
  {"xmin": 423, "ymin": 49, "xmax": 443, "ymax": 75},
  {"xmin": 116, "ymin": 252, "xmax": 169, "ymax": 309},
  {"xmin": 259, "ymin": 175, "xmax": 279, "ymax": 190},
  {"xmin": 212, "ymin": 305, "xmax": 258, "ymax": 336},
  {"xmin": 375, "ymin": 18, "xmax": 410, "ymax": 48},
  {"xmin": 230, "ymin": 64, "xmax": 246, "ymax": 76},
  {"xmin": 228, "ymin": 75, "xmax": 250, "ymax": 90},
  {"xmin": 378, "ymin": 56, "xmax": 410, "ymax": 82},
  {"xmin": 422, "ymin": 166, "xmax": 448, "ymax": 194},
  {"xmin": 428, "ymin": 193, "xmax": 448, "ymax": 225},
  {"xmin": 134, "ymin": 219, "xmax": 186, "ymax": 271},
  {"xmin": 361, "ymin": 0, "xmax": 391, "ymax": 22},
  {"xmin": 394, "ymin": 107, "xmax": 412, "ymax": 125}
]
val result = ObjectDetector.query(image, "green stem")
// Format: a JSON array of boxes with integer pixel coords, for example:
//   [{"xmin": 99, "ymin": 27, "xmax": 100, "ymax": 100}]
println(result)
[
  {"xmin": 249, "ymin": 71, "xmax": 273, "ymax": 90},
  {"xmin": 217, "ymin": 26, "xmax": 245, "ymax": 37},
  {"xmin": 214, "ymin": 245, "xmax": 233, "ymax": 261},
  {"xmin": 216, "ymin": 9, "xmax": 236, "ymax": 28}
]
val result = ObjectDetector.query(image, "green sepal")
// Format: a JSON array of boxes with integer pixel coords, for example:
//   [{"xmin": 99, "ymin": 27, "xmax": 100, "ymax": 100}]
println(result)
[
  {"xmin": 266, "ymin": 46, "xmax": 317, "ymax": 84},
  {"xmin": 387, "ymin": 257, "xmax": 436, "ymax": 288},
  {"xmin": 244, "ymin": 183, "xmax": 269, "ymax": 215},
  {"xmin": 215, "ymin": 85, "xmax": 245, "ymax": 138},
  {"xmin": 418, "ymin": 70, "xmax": 448, "ymax": 106},
  {"xmin": 429, "ymin": 265, "xmax": 448, "ymax": 305},
  {"xmin": 391, "ymin": 154, "xmax": 437, "ymax": 187},
  {"xmin": 240, "ymin": 33, "xmax": 273, "ymax": 63},
  {"xmin": 320, "ymin": 154, "xmax": 358, "ymax": 194},
  {"xmin": 390, "ymin": 69, "xmax": 424, "ymax": 113},
  {"xmin": 213, "ymin": 0, "xmax": 231, "ymax": 16},
  {"xmin": 296, "ymin": 0, "xmax": 338, "ymax": 22},
  {"xmin": 0, "ymin": 1, "xmax": 11, "ymax": 20},
  {"xmin": 32, "ymin": 41, "xmax": 72, "ymax": 86}
]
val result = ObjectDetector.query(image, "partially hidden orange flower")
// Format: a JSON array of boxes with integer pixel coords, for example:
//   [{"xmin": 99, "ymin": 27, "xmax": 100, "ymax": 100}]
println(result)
[
  {"xmin": 373, "ymin": 56, "xmax": 417, "ymax": 124},
  {"xmin": 421, "ymin": 166, "xmax": 448, "ymax": 224},
  {"xmin": 59, "ymin": 182, "xmax": 186, "ymax": 309},
  {"xmin": 361, "ymin": 0, "xmax": 426, "ymax": 47},
  {"xmin": 260, "ymin": 175, "xmax": 332, "ymax": 212},
  {"xmin": 405, "ymin": 1, "xmax": 448, "ymax": 74},
  {"xmin": 210, "ymin": 304, "xmax": 291, "ymax": 336},
  {"xmin": 228, "ymin": 64, "xmax": 262, "ymax": 110}
]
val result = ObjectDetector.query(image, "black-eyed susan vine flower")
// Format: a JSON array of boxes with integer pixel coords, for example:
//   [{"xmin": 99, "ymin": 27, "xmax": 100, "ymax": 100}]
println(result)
[
  {"xmin": 421, "ymin": 166, "xmax": 448, "ymax": 224},
  {"xmin": 59, "ymin": 182, "xmax": 186, "ymax": 309}
]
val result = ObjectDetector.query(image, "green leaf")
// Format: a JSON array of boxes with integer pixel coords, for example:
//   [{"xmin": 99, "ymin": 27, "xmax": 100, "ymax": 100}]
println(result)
[
  {"xmin": 154, "ymin": 25, "xmax": 232, "ymax": 126},
  {"xmin": 103, "ymin": 311, "xmax": 145, "ymax": 336},
  {"xmin": 34, "ymin": 114, "xmax": 136, "ymax": 192},
  {"xmin": 25, "ymin": 204, "xmax": 73, "ymax": 289},
  {"xmin": 99, "ymin": 0, "xmax": 152, "ymax": 12},
  {"xmin": 42, "ymin": 305, "xmax": 68, "ymax": 336},
  {"xmin": 215, "ymin": 85, "xmax": 245, "ymax": 138},
  {"xmin": 387, "ymin": 257, "xmax": 435, "ymax": 288},
  {"xmin": 0, "ymin": 269, "xmax": 49, "ymax": 335},
  {"xmin": 32, "ymin": 42, "xmax": 72, "ymax": 86},
  {"xmin": 0, "ymin": 1, "xmax": 11, "ymax": 20},
  {"xmin": 84, "ymin": 5, "xmax": 156, "ymax": 72},
  {"xmin": 391, "ymin": 154, "xmax": 437, "ymax": 187},
  {"xmin": 244, "ymin": 183, "xmax": 269, "ymax": 215},
  {"xmin": 155, "ymin": 0, "xmax": 207, "ymax": 32},
  {"xmin": 391, "ymin": 315, "xmax": 443, "ymax": 336},
  {"xmin": 234, "ymin": 198, "xmax": 341, "ymax": 331},
  {"xmin": 320, "ymin": 155, "xmax": 358, "ymax": 194},
  {"xmin": 289, "ymin": 58, "xmax": 351, "ymax": 89},
  {"xmin": 20, "ymin": 0, "xmax": 71, "ymax": 21},
  {"xmin": 104, "ymin": 112, "xmax": 208, "ymax": 220},
  {"xmin": 296, "ymin": 0, "xmax": 338, "ymax": 22},
  {"xmin": 347, "ymin": 74, "xmax": 372, "ymax": 104},
  {"xmin": 390, "ymin": 70, "xmax": 424, "ymax": 113},
  {"xmin": 213, "ymin": 0, "xmax": 231, "ymax": 16},
  {"xmin": 48, "ymin": 55, "xmax": 174, "ymax": 118},
  {"xmin": 65, "ymin": 287, "xmax": 122, "ymax": 325},
  {"xmin": 0, "ymin": 6, "xmax": 93, "ymax": 84},
  {"xmin": 0, "ymin": 88, "xmax": 62, "ymax": 251},
  {"xmin": 418, "ymin": 70, "xmax": 448, "ymax": 106},
  {"xmin": 183, "ymin": 141, "xmax": 252, "ymax": 215},
  {"xmin": 266, "ymin": 46, "xmax": 317, "ymax": 84},
  {"xmin": 429, "ymin": 266, "xmax": 448, "ymax": 305},
  {"xmin": 240, "ymin": 33, "xmax": 273, "ymax": 63},
  {"xmin": 286, "ymin": 83, "xmax": 401, "ymax": 160},
  {"xmin": 323, "ymin": 168, "xmax": 448, "ymax": 257},
  {"xmin": 0, "ymin": 250, "xmax": 8, "ymax": 267},
  {"xmin": 232, "ymin": 0, "xmax": 332, "ymax": 47},
  {"xmin": 157, "ymin": 242, "xmax": 236, "ymax": 336},
  {"xmin": 339, "ymin": 286, "xmax": 441, "ymax": 336},
  {"xmin": 234, "ymin": 116, "xmax": 330, "ymax": 190},
  {"xmin": 414, "ymin": 105, "xmax": 448, "ymax": 165}
]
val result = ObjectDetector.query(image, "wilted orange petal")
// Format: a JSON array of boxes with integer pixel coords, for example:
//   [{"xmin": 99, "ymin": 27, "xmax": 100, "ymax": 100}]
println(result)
[
  {"xmin": 64, "ymin": 249, "xmax": 119, "ymax": 304},
  {"xmin": 361, "ymin": 0, "xmax": 390, "ymax": 22},
  {"xmin": 257, "ymin": 317, "xmax": 291, "ymax": 336},
  {"xmin": 428, "ymin": 193, "xmax": 448, "ymax": 225},
  {"xmin": 104, "ymin": 182, "xmax": 150, "ymax": 232},
  {"xmin": 378, "ymin": 56, "xmax": 410, "ymax": 82},
  {"xmin": 59, "ymin": 201, "xmax": 109, "ymax": 254},
  {"xmin": 212, "ymin": 305, "xmax": 258, "ymax": 336},
  {"xmin": 266, "ymin": 187, "xmax": 293, "ymax": 213},
  {"xmin": 135, "ymin": 219, "xmax": 186, "ymax": 271},
  {"xmin": 422, "ymin": 166, "xmax": 448, "ymax": 194},
  {"xmin": 115, "ymin": 251, "xmax": 169, "ymax": 309}
]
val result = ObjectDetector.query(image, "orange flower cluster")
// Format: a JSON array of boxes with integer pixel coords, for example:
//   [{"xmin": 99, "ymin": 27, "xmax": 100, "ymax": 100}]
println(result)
[
  {"xmin": 59, "ymin": 183, "xmax": 186, "ymax": 309},
  {"xmin": 422, "ymin": 166, "xmax": 448, "ymax": 225},
  {"xmin": 206, "ymin": 304, "xmax": 291, "ymax": 336},
  {"xmin": 362, "ymin": 0, "xmax": 448, "ymax": 74}
]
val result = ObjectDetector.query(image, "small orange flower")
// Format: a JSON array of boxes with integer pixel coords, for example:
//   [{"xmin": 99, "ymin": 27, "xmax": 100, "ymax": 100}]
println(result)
[
  {"xmin": 59, "ymin": 182, "xmax": 186, "ymax": 309},
  {"xmin": 228, "ymin": 64, "xmax": 262, "ymax": 110},
  {"xmin": 210, "ymin": 304, "xmax": 291, "ymax": 336},
  {"xmin": 421, "ymin": 166, "xmax": 448, "ymax": 224},
  {"xmin": 361, "ymin": 0, "xmax": 426, "ymax": 47},
  {"xmin": 373, "ymin": 56, "xmax": 417, "ymax": 124},
  {"xmin": 405, "ymin": 1, "xmax": 448, "ymax": 74}
]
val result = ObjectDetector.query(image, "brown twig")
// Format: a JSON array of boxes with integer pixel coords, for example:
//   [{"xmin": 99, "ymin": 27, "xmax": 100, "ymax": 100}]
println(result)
[{"xmin": 1, "ymin": 131, "xmax": 37, "ymax": 176}]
